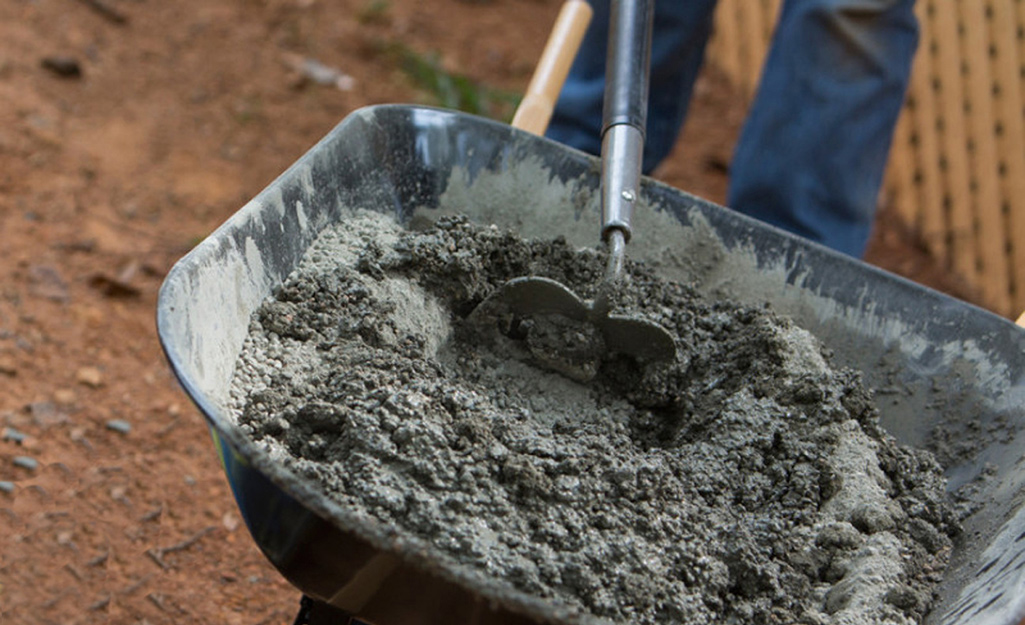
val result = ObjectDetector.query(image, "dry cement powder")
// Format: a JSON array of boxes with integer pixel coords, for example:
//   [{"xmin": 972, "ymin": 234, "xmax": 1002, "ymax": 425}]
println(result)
[{"xmin": 229, "ymin": 211, "xmax": 959, "ymax": 625}]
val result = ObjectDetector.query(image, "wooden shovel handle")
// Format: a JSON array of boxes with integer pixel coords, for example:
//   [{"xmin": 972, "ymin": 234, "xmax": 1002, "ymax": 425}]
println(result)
[{"xmin": 511, "ymin": 0, "xmax": 593, "ymax": 135}]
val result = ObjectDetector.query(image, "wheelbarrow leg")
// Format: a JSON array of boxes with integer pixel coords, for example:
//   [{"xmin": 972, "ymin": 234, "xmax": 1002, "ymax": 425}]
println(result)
[{"xmin": 293, "ymin": 595, "xmax": 372, "ymax": 625}]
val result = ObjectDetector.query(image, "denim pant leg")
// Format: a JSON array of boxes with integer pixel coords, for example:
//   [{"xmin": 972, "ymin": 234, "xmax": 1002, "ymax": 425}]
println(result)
[
  {"xmin": 546, "ymin": 0, "xmax": 719, "ymax": 174},
  {"xmin": 727, "ymin": 0, "xmax": 919, "ymax": 257}
]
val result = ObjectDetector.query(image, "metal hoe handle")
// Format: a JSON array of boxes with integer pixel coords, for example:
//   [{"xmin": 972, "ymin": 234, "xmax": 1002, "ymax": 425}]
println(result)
[
  {"xmin": 600, "ymin": 0, "xmax": 652, "ymax": 253},
  {"xmin": 594, "ymin": 0, "xmax": 653, "ymax": 315}
]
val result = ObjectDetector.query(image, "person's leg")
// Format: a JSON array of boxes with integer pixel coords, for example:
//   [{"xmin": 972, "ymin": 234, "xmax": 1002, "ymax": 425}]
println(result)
[
  {"xmin": 727, "ymin": 0, "xmax": 918, "ymax": 257},
  {"xmin": 546, "ymin": 0, "xmax": 719, "ymax": 174}
]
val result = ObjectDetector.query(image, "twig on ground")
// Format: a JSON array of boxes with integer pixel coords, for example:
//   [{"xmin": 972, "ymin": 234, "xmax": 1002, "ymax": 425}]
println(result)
[
  {"xmin": 64, "ymin": 563, "xmax": 84, "ymax": 581},
  {"xmin": 146, "ymin": 526, "xmax": 216, "ymax": 570},
  {"xmin": 147, "ymin": 593, "xmax": 171, "ymax": 613},
  {"xmin": 74, "ymin": 0, "xmax": 128, "ymax": 24},
  {"xmin": 119, "ymin": 574, "xmax": 153, "ymax": 596},
  {"xmin": 140, "ymin": 506, "xmax": 163, "ymax": 522},
  {"xmin": 86, "ymin": 551, "xmax": 109, "ymax": 567}
]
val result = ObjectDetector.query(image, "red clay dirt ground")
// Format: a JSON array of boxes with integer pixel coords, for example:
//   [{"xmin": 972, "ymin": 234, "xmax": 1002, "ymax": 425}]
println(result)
[{"xmin": 0, "ymin": 1, "xmax": 984, "ymax": 624}]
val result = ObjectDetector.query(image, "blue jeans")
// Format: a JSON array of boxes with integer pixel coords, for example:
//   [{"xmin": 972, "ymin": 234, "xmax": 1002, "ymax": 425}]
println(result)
[{"xmin": 546, "ymin": 0, "xmax": 919, "ymax": 257}]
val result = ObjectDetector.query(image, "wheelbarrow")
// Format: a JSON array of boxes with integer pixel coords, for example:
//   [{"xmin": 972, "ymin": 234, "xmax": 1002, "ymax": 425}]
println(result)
[{"xmin": 157, "ymin": 27, "xmax": 1025, "ymax": 625}]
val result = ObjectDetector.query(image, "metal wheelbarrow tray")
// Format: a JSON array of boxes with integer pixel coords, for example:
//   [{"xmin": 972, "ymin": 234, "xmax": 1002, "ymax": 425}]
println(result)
[{"xmin": 157, "ymin": 104, "xmax": 1025, "ymax": 625}]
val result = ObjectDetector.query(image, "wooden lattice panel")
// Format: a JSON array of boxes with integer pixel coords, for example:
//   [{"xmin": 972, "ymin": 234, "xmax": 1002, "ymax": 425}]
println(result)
[{"xmin": 708, "ymin": 0, "xmax": 1025, "ymax": 316}]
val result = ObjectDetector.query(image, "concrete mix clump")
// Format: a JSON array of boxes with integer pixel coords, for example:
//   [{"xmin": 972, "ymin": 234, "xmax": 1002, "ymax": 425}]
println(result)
[{"xmin": 230, "ymin": 211, "xmax": 959, "ymax": 625}]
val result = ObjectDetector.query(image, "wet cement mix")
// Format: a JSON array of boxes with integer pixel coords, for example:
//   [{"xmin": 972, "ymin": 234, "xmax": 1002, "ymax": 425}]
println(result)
[{"xmin": 230, "ymin": 211, "xmax": 959, "ymax": 625}]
